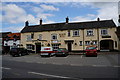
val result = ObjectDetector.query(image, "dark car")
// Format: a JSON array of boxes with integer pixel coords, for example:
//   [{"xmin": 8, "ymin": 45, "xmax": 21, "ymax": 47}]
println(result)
[
  {"xmin": 10, "ymin": 48, "xmax": 29, "ymax": 57},
  {"xmin": 85, "ymin": 46, "xmax": 97, "ymax": 57},
  {"xmin": 55, "ymin": 48, "xmax": 69, "ymax": 57}
]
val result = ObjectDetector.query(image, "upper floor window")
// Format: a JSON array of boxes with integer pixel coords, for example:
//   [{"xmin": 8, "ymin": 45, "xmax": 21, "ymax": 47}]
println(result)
[
  {"xmin": 68, "ymin": 30, "xmax": 70, "ymax": 37},
  {"xmin": 73, "ymin": 30, "xmax": 79, "ymax": 36},
  {"xmin": 51, "ymin": 34, "xmax": 57, "ymax": 40},
  {"xmin": 87, "ymin": 29, "xmax": 93, "ymax": 36},
  {"xmin": 101, "ymin": 29, "xmax": 108, "ymax": 35},
  {"xmin": 26, "ymin": 35, "xmax": 32, "ymax": 41},
  {"xmin": 38, "ymin": 34, "xmax": 42, "ymax": 40}
]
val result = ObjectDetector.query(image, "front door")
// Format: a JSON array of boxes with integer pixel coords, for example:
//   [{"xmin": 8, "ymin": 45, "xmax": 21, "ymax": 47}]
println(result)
[
  {"xmin": 68, "ymin": 42, "xmax": 72, "ymax": 52},
  {"xmin": 36, "ymin": 43, "xmax": 41, "ymax": 53}
]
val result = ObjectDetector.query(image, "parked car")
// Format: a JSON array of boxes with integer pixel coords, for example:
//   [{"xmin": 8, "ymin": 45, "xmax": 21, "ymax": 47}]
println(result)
[
  {"xmin": 10, "ymin": 48, "xmax": 29, "ymax": 57},
  {"xmin": 40, "ymin": 47, "xmax": 56, "ymax": 57},
  {"xmin": 55, "ymin": 48, "xmax": 69, "ymax": 57},
  {"xmin": 85, "ymin": 46, "xmax": 97, "ymax": 57}
]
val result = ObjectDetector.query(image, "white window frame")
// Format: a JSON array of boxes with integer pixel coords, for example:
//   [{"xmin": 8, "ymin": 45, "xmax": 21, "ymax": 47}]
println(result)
[
  {"xmin": 26, "ymin": 44, "xmax": 32, "ymax": 50},
  {"xmin": 101, "ymin": 29, "xmax": 108, "ymax": 36},
  {"xmin": 26, "ymin": 35, "xmax": 32, "ymax": 41},
  {"xmin": 51, "ymin": 34, "xmax": 57, "ymax": 40},
  {"xmin": 73, "ymin": 30, "xmax": 79, "ymax": 36},
  {"xmin": 52, "ymin": 44, "xmax": 59, "ymax": 50},
  {"xmin": 79, "ymin": 41, "xmax": 82, "ymax": 46},
  {"xmin": 38, "ymin": 34, "xmax": 42, "ymax": 40},
  {"xmin": 92, "ymin": 41, "xmax": 97, "ymax": 45},
  {"xmin": 87, "ymin": 29, "xmax": 94, "ymax": 36},
  {"xmin": 85, "ymin": 41, "xmax": 90, "ymax": 45}
]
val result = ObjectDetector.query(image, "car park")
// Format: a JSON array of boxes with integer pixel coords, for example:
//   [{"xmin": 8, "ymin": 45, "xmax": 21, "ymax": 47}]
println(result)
[
  {"xmin": 9, "ymin": 48, "xmax": 29, "ymax": 57},
  {"xmin": 85, "ymin": 46, "xmax": 97, "ymax": 57},
  {"xmin": 55, "ymin": 48, "xmax": 69, "ymax": 57}
]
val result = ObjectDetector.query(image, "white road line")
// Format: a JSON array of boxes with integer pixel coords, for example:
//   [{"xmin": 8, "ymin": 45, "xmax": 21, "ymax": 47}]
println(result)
[
  {"xmin": 81, "ymin": 55, "xmax": 83, "ymax": 58},
  {"xmin": 1, "ymin": 67, "xmax": 11, "ymax": 70},
  {"xmin": 28, "ymin": 71, "xmax": 74, "ymax": 79},
  {"xmin": 92, "ymin": 65, "xmax": 108, "ymax": 67}
]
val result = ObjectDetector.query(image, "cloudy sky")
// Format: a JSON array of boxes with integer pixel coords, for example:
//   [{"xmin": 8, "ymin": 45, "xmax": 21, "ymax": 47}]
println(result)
[{"xmin": 1, "ymin": 1, "xmax": 119, "ymax": 32}]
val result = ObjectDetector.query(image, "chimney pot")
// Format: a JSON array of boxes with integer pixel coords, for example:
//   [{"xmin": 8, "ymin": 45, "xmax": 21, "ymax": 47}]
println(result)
[
  {"xmin": 25, "ymin": 21, "xmax": 29, "ymax": 26},
  {"xmin": 40, "ymin": 18, "xmax": 42, "ymax": 25},
  {"xmin": 97, "ymin": 17, "xmax": 100, "ymax": 21},
  {"xmin": 66, "ymin": 16, "xmax": 69, "ymax": 23}
]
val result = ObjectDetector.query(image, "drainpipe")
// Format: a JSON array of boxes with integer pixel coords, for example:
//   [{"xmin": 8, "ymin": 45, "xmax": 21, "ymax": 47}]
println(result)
[
  {"xmin": 97, "ymin": 28, "xmax": 100, "ymax": 51},
  {"xmin": 83, "ymin": 29, "xmax": 85, "ymax": 51}
]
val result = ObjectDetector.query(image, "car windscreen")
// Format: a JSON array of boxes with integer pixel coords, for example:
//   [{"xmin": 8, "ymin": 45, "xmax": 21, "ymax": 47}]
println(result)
[{"xmin": 86, "ymin": 47, "xmax": 96, "ymax": 50}]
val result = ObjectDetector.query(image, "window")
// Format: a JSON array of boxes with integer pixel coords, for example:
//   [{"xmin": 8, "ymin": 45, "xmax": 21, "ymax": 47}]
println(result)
[
  {"xmin": 101, "ymin": 29, "xmax": 108, "ymax": 35},
  {"xmin": 26, "ymin": 35, "xmax": 32, "ymax": 41},
  {"xmin": 73, "ymin": 30, "xmax": 79, "ymax": 36},
  {"xmin": 87, "ymin": 29, "xmax": 93, "ymax": 36},
  {"xmin": 38, "ymin": 34, "xmax": 42, "ymax": 40},
  {"xmin": 79, "ymin": 41, "xmax": 82, "ymax": 46},
  {"xmin": 85, "ymin": 41, "xmax": 90, "ymax": 45},
  {"xmin": 51, "ymin": 34, "xmax": 57, "ymax": 40},
  {"xmin": 92, "ymin": 41, "xmax": 97, "ymax": 45},
  {"xmin": 31, "ymin": 33, "xmax": 34, "ymax": 39},
  {"xmin": 68, "ymin": 30, "xmax": 70, "ymax": 37},
  {"xmin": 26, "ymin": 44, "xmax": 34, "ymax": 50},
  {"xmin": 52, "ymin": 44, "xmax": 59, "ymax": 50}
]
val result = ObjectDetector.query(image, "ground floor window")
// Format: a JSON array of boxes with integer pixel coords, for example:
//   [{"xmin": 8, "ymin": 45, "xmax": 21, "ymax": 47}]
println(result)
[
  {"xmin": 85, "ymin": 41, "xmax": 90, "ymax": 46},
  {"xmin": 52, "ymin": 44, "xmax": 59, "ymax": 51},
  {"xmin": 79, "ymin": 41, "xmax": 82, "ymax": 46},
  {"xmin": 26, "ymin": 44, "xmax": 34, "ymax": 50},
  {"xmin": 92, "ymin": 41, "xmax": 97, "ymax": 45}
]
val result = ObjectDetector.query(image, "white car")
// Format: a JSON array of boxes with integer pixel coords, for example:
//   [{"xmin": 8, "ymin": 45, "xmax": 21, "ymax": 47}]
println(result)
[{"xmin": 40, "ymin": 47, "xmax": 55, "ymax": 57}]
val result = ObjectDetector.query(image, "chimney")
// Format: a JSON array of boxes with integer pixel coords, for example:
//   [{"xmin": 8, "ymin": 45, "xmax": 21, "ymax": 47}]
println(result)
[
  {"xmin": 40, "ymin": 18, "xmax": 42, "ymax": 25},
  {"xmin": 97, "ymin": 17, "xmax": 100, "ymax": 21},
  {"xmin": 118, "ymin": 15, "xmax": 120, "ymax": 23},
  {"xmin": 25, "ymin": 21, "xmax": 29, "ymax": 26},
  {"xmin": 66, "ymin": 16, "xmax": 69, "ymax": 23}
]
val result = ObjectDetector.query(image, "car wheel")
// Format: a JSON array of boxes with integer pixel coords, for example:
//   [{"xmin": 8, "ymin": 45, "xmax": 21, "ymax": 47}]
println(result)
[{"xmin": 18, "ymin": 53, "xmax": 22, "ymax": 57}]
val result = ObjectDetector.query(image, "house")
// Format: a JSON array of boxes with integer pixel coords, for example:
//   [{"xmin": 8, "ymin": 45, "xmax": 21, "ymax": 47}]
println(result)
[
  {"xmin": 0, "ymin": 32, "xmax": 11, "ymax": 54},
  {"xmin": 4, "ymin": 33, "xmax": 21, "ymax": 53},
  {"xmin": 21, "ymin": 17, "xmax": 118, "ymax": 53}
]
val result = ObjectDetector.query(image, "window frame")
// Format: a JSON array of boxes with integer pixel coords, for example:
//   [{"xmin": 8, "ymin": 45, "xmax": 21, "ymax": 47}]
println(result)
[
  {"xmin": 79, "ymin": 41, "xmax": 82, "ymax": 46},
  {"xmin": 85, "ymin": 41, "xmax": 90, "ymax": 46},
  {"xmin": 38, "ymin": 34, "xmax": 42, "ymax": 40},
  {"xmin": 26, "ymin": 35, "xmax": 32, "ymax": 41},
  {"xmin": 87, "ymin": 29, "xmax": 94, "ymax": 36},
  {"xmin": 52, "ymin": 44, "xmax": 59, "ymax": 51},
  {"xmin": 51, "ymin": 34, "xmax": 57, "ymax": 40},
  {"xmin": 73, "ymin": 30, "xmax": 79, "ymax": 36},
  {"xmin": 101, "ymin": 29, "xmax": 108, "ymax": 36}
]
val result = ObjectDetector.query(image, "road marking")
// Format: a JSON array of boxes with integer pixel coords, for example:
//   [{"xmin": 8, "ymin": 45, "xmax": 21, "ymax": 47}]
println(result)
[
  {"xmin": 1, "ymin": 67, "xmax": 11, "ymax": 70},
  {"xmin": 28, "ymin": 71, "xmax": 75, "ymax": 79},
  {"xmin": 92, "ymin": 65, "xmax": 108, "ymax": 67},
  {"xmin": 113, "ymin": 65, "xmax": 120, "ymax": 67},
  {"xmin": 81, "ymin": 55, "xmax": 83, "ymax": 58}
]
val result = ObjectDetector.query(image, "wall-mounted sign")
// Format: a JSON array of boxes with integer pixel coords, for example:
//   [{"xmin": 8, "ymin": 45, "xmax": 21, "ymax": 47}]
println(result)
[{"xmin": 59, "ymin": 33, "xmax": 66, "ymax": 37}]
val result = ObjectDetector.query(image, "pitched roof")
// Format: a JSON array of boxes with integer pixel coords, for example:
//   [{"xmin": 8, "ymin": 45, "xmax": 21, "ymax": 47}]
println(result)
[
  {"xmin": 0, "ymin": 32, "xmax": 12, "ymax": 38},
  {"xmin": 21, "ymin": 20, "xmax": 116, "ymax": 33}
]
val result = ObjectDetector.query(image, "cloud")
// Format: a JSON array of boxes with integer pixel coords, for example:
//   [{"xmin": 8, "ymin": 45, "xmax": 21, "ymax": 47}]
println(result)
[
  {"xmin": 2, "ymin": 26, "xmax": 24, "ymax": 32},
  {"xmin": 40, "ymin": 4, "xmax": 59, "ymax": 11}
]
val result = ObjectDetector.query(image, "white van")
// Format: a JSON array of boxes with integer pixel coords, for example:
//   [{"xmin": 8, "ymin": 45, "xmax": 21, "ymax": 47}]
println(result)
[{"xmin": 40, "ymin": 47, "xmax": 56, "ymax": 57}]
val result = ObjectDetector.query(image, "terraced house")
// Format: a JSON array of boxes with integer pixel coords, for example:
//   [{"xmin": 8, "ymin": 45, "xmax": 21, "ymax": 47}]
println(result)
[{"xmin": 21, "ymin": 17, "xmax": 119, "ymax": 53}]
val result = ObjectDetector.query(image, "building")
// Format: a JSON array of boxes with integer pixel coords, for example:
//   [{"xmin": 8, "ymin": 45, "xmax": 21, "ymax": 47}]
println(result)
[
  {"xmin": 21, "ymin": 17, "xmax": 118, "ymax": 53},
  {"xmin": 0, "ymin": 32, "xmax": 11, "ymax": 54},
  {"xmin": 4, "ymin": 33, "xmax": 21, "ymax": 53}
]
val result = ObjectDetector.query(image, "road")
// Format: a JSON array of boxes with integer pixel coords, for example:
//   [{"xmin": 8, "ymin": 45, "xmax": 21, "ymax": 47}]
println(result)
[{"xmin": 1, "ymin": 53, "xmax": 120, "ymax": 80}]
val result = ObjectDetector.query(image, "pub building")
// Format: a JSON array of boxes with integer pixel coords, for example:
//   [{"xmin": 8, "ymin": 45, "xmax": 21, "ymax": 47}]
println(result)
[{"xmin": 21, "ymin": 17, "xmax": 119, "ymax": 53}]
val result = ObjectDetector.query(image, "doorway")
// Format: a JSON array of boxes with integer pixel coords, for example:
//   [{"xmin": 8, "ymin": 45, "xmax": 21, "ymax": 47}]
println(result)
[
  {"xmin": 67, "ymin": 42, "xmax": 72, "ymax": 52},
  {"xmin": 35, "ymin": 43, "xmax": 41, "ymax": 53},
  {"xmin": 100, "ymin": 40, "xmax": 114, "ymax": 50}
]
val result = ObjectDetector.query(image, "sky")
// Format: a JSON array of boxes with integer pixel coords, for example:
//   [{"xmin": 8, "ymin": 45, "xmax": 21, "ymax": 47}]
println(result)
[{"xmin": 0, "ymin": 1, "xmax": 119, "ymax": 33}]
